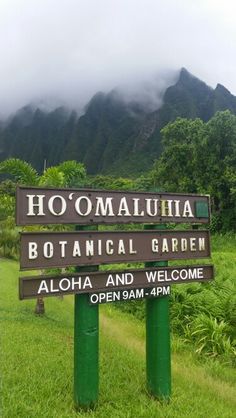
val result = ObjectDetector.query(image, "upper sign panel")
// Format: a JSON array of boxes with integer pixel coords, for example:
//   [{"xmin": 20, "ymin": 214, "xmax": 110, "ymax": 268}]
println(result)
[{"xmin": 16, "ymin": 187, "xmax": 210, "ymax": 225}]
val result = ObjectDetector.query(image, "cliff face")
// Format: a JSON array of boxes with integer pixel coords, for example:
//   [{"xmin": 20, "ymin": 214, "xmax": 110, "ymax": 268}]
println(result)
[{"xmin": 1, "ymin": 68, "xmax": 236, "ymax": 175}]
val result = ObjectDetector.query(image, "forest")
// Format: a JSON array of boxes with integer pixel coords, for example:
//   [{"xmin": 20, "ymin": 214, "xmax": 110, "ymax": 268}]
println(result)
[{"xmin": 1, "ymin": 109, "xmax": 235, "ymax": 231}]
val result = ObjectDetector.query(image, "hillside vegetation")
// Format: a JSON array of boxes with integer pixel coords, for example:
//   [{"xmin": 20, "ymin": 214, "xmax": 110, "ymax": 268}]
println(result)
[{"xmin": 1, "ymin": 68, "xmax": 236, "ymax": 175}]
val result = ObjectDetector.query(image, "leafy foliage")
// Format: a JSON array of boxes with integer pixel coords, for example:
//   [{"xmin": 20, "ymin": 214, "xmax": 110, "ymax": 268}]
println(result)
[
  {"xmin": 0, "ymin": 158, "xmax": 39, "ymax": 185},
  {"xmin": 0, "ymin": 158, "xmax": 87, "ymax": 258},
  {"xmin": 151, "ymin": 111, "xmax": 236, "ymax": 231},
  {"xmin": 0, "ymin": 158, "xmax": 87, "ymax": 189},
  {"xmin": 184, "ymin": 314, "xmax": 235, "ymax": 359},
  {"xmin": 115, "ymin": 234, "xmax": 236, "ymax": 364},
  {"xmin": 57, "ymin": 160, "xmax": 86, "ymax": 187},
  {"xmin": 39, "ymin": 167, "xmax": 65, "ymax": 187},
  {"xmin": 0, "ymin": 217, "xmax": 19, "ymax": 259},
  {"xmin": 88, "ymin": 174, "xmax": 135, "ymax": 190}
]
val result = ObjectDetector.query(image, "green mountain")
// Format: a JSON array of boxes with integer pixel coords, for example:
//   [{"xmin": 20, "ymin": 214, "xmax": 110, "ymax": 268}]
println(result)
[{"xmin": 1, "ymin": 68, "xmax": 236, "ymax": 175}]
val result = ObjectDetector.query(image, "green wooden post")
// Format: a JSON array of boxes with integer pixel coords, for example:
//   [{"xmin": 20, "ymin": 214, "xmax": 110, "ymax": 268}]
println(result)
[
  {"xmin": 145, "ymin": 223, "xmax": 171, "ymax": 401},
  {"xmin": 74, "ymin": 225, "xmax": 99, "ymax": 410}
]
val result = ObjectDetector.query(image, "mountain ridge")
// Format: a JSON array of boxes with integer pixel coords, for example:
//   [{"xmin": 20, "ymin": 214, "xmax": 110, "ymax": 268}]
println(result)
[{"xmin": 1, "ymin": 68, "xmax": 236, "ymax": 175}]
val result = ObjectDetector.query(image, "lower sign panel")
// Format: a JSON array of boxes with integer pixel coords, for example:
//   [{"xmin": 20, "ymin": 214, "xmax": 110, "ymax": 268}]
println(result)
[{"xmin": 19, "ymin": 264, "xmax": 214, "ymax": 300}]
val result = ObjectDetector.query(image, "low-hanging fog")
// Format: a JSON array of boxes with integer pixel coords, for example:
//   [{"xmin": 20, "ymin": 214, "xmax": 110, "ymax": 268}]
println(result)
[{"xmin": 1, "ymin": 0, "xmax": 236, "ymax": 118}]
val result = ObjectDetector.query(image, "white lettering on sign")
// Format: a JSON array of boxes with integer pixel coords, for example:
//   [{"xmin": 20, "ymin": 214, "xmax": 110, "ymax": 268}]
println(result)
[
  {"xmin": 117, "ymin": 197, "xmax": 131, "ymax": 217},
  {"xmin": 145, "ymin": 199, "xmax": 158, "ymax": 216},
  {"xmin": 105, "ymin": 273, "xmax": 134, "ymax": 287},
  {"xmin": 182, "ymin": 200, "xmax": 194, "ymax": 218},
  {"xmin": 181, "ymin": 239, "xmax": 187, "ymax": 251},
  {"xmin": 106, "ymin": 240, "xmax": 114, "ymax": 255},
  {"xmin": 118, "ymin": 240, "xmax": 125, "ymax": 254},
  {"xmin": 27, "ymin": 195, "xmax": 45, "ymax": 216},
  {"xmin": 48, "ymin": 195, "xmax": 67, "ymax": 216},
  {"xmin": 25, "ymin": 194, "xmax": 201, "ymax": 219},
  {"xmin": 151, "ymin": 237, "xmax": 206, "ymax": 254},
  {"xmin": 86, "ymin": 240, "xmax": 94, "ymax": 256},
  {"xmin": 162, "ymin": 238, "xmax": 169, "ymax": 253},
  {"xmin": 162, "ymin": 287, "xmax": 171, "ymax": 295},
  {"xmin": 95, "ymin": 197, "xmax": 114, "ymax": 216},
  {"xmin": 89, "ymin": 286, "xmax": 171, "ymax": 304},
  {"xmin": 98, "ymin": 240, "xmax": 102, "ymax": 255},
  {"xmin": 26, "ymin": 236, "xmax": 206, "ymax": 262},
  {"xmin": 73, "ymin": 241, "xmax": 81, "ymax": 257},
  {"xmin": 43, "ymin": 242, "xmax": 54, "ymax": 258},
  {"xmin": 133, "ymin": 198, "xmax": 144, "ymax": 216},
  {"xmin": 152, "ymin": 239, "xmax": 158, "ymax": 252},
  {"xmin": 174, "ymin": 200, "xmax": 180, "ymax": 217},
  {"xmin": 37, "ymin": 275, "xmax": 93, "ymax": 294},
  {"xmin": 161, "ymin": 200, "xmax": 173, "ymax": 217},
  {"xmin": 28, "ymin": 242, "xmax": 38, "ymax": 259},
  {"xmin": 145, "ymin": 267, "xmax": 204, "ymax": 283},
  {"xmin": 59, "ymin": 241, "xmax": 67, "ymax": 257},
  {"xmin": 199, "ymin": 238, "xmax": 205, "ymax": 251},
  {"xmin": 190, "ymin": 238, "xmax": 196, "ymax": 251},
  {"xmin": 19, "ymin": 265, "xmax": 213, "ymax": 299},
  {"xmin": 146, "ymin": 270, "xmax": 169, "ymax": 283},
  {"xmin": 129, "ymin": 239, "xmax": 137, "ymax": 254},
  {"xmin": 75, "ymin": 196, "xmax": 92, "ymax": 216},
  {"xmin": 172, "ymin": 238, "xmax": 178, "ymax": 252}
]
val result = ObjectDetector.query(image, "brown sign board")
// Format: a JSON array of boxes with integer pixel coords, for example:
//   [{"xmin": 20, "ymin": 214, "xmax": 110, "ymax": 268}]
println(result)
[
  {"xmin": 16, "ymin": 186, "xmax": 210, "ymax": 225},
  {"xmin": 20, "ymin": 230, "xmax": 211, "ymax": 270},
  {"xmin": 19, "ymin": 264, "xmax": 214, "ymax": 300}
]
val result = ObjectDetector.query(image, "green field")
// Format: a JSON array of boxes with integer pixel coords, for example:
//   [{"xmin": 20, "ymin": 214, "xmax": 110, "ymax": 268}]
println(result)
[{"xmin": 0, "ymin": 245, "xmax": 236, "ymax": 418}]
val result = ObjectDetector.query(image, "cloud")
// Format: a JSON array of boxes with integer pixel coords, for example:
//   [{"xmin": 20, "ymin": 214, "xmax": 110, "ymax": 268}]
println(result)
[
  {"xmin": 114, "ymin": 69, "xmax": 179, "ymax": 113},
  {"xmin": 0, "ymin": 0, "xmax": 236, "ymax": 116}
]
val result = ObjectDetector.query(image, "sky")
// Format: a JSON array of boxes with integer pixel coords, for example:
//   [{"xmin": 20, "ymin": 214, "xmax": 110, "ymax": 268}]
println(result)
[{"xmin": 0, "ymin": 0, "xmax": 236, "ymax": 116}]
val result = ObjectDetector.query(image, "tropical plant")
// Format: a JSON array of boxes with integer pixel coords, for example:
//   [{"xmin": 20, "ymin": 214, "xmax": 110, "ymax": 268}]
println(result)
[
  {"xmin": 0, "ymin": 158, "xmax": 39, "ymax": 185},
  {"xmin": 0, "ymin": 157, "xmax": 87, "ymax": 314},
  {"xmin": 39, "ymin": 166, "xmax": 65, "ymax": 187},
  {"xmin": 57, "ymin": 160, "xmax": 86, "ymax": 187},
  {"xmin": 184, "ymin": 314, "xmax": 236, "ymax": 360}
]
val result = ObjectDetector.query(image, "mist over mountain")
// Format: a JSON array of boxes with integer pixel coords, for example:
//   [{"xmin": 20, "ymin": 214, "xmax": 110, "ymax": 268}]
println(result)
[{"xmin": 1, "ymin": 68, "xmax": 236, "ymax": 176}]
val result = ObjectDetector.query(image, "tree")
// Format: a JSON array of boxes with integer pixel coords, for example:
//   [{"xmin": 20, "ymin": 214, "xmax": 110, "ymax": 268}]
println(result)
[
  {"xmin": 0, "ymin": 158, "xmax": 87, "ymax": 313},
  {"xmin": 39, "ymin": 167, "xmax": 65, "ymax": 187},
  {"xmin": 0, "ymin": 158, "xmax": 39, "ymax": 185},
  {"xmin": 151, "ymin": 111, "xmax": 236, "ymax": 231},
  {"xmin": 197, "ymin": 112, "xmax": 236, "ymax": 204},
  {"xmin": 151, "ymin": 118, "xmax": 205, "ymax": 193},
  {"xmin": 57, "ymin": 160, "xmax": 86, "ymax": 187},
  {"xmin": 0, "ymin": 158, "xmax": 87, "ymax": 188}
]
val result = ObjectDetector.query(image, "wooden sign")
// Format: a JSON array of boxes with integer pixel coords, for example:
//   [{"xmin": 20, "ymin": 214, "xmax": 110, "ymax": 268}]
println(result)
[
  {"xmin": 20, "ymin": 230, "xmax": 211, "ymax": 270},
  {"xmin": 16, "ymin": 184, "xmax": 213, "ymax": 407},
  {"xmin": 16, "ymin": 186, "xmax": 210, "ymax": 225},
  {"xmin": 19, "ymin": 265, "xmax": 214, "ymax": 299}
]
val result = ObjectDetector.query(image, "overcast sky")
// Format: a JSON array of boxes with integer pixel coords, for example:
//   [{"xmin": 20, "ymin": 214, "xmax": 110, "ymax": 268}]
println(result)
[{"xmin": 1, "ymin": 0, "xmax": 236, "ymax": 116}]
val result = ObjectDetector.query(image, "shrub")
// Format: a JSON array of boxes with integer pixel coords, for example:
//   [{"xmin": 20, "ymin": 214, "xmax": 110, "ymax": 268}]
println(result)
[{"xmin": 184, "ymin": 314, "xmax": 236, "ymax": 362}]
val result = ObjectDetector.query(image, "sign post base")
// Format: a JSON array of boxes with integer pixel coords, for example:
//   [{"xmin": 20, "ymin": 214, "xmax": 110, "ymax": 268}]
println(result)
[
  {"xmin": 74, "ymin": 292, "xmax": 99, "ymax": 410},
  {"xmin": 74, "ymin": 225, "xmax": 99, "ymax": 410},
  {"xmin": 145, "ymin": 224, "xmax": 171, "ymax": 401}
]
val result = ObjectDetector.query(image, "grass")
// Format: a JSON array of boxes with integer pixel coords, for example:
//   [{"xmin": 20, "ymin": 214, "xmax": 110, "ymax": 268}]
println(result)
[{"xmin": 1, "ymin": 257, "xmax": 236, "ymax": 417}]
